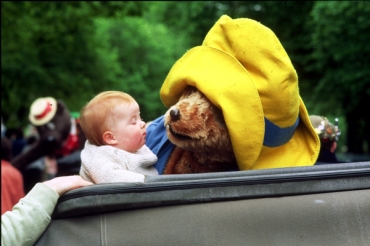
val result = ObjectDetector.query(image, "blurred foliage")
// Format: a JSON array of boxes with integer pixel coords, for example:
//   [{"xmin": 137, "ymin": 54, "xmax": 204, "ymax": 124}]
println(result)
[
  {"xmin": 143, "ymin": 1, "xmax": 221, "ymax": 47},
  {"xmin": 306, "ymin": 2, "xmax": 370, "ymax": 112},
  {"xmin": 1, "ymin": 1, "xmax": 190, "ymax": 125},
  {"xmin": 2, "ymin": 1, "xmax": 149, "ymax": 126},
  {"xmin": 306, "ymin": 2, "xmax": 370, "ymax": 154},
  {"xmin": 93, "ymin": 16, "xmax": 188, "ymax": 120},
  {"xmin": 1, "ymin": 1, "xmax": 369, "ymax": 157}
]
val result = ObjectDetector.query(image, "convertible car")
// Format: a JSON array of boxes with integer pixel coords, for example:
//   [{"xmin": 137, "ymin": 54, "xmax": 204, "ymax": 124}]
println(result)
[{"xmin": 35, "ymin": 161, "xmax": 370, "ymax": 246}]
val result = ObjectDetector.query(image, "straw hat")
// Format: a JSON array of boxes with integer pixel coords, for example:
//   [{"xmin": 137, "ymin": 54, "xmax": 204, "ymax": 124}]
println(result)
[
  {"xmin": 29, "ymin": 97, "xmax": 57, "ymax": 126},
  {"xmin": 160, "ymin": 15, "xmax": 320, "ymax": 170}
]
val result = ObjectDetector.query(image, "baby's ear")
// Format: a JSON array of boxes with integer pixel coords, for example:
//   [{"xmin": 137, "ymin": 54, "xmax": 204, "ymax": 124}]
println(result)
[{"xmin": 102, "ymin": 131, "xmax": 117, "ymax": 145}]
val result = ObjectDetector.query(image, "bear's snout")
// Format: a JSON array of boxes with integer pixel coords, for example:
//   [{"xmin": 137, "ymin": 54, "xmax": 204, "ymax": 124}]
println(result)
[{"xmin": 170, "ymin": 107, "xmax": 180, "ymax": 122}]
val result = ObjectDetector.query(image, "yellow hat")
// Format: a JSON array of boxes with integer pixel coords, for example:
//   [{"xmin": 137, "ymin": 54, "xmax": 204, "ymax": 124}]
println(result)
[{"xmin": 160, "ymin": 15, "xmax": 320, "ymax": 170}]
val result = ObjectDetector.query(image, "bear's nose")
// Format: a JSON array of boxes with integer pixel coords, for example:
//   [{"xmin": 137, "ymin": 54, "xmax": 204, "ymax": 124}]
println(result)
[{"xmin": 170, "ymin": 107, "xmax": 180, "ymax": 121}]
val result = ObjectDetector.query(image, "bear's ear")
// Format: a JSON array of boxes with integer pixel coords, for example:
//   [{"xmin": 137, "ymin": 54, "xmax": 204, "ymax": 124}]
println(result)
[{"xmin": 180, "ymin": 86, "xmax": 198, "ymax": 98}]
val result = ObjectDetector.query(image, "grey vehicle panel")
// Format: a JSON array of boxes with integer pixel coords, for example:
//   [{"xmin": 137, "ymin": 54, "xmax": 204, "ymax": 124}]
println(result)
[{"xmin": 35, "ymin": 162, "xmax": 370, "ymax": 246}]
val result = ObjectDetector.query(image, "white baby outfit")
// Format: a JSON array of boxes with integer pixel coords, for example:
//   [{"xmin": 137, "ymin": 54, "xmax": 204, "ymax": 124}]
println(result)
[{"xmin": 80, "ymin": 141, "xmax": 158, "ymax": 184}]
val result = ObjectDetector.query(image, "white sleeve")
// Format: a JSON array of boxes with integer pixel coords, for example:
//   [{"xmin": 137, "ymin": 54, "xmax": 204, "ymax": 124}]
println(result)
[{"xmin": 1, "ymin": 183, "xmax": 59, "ymax": 246}]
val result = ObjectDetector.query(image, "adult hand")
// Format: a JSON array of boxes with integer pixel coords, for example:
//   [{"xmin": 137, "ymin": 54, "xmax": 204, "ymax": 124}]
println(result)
[{"xmin": 42, "ymin": 175, "xmax": 93, "ymax": 196}]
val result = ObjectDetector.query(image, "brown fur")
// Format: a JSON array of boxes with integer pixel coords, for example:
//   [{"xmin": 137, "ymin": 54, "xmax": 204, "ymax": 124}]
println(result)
[{"xmin": 163, "ymin": 86, "xmax": 238, "ymax": 174}]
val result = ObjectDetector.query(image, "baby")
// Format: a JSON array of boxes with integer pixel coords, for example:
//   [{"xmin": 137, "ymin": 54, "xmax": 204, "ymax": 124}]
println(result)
[{"xmin": 79, "ymin": 91, "xmax": 158, "ymax": 184}]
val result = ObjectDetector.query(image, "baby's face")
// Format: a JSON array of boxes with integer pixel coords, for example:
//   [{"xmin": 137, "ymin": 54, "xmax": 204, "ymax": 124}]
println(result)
[{"xmin": 109, "ymin": 102, "xmax": 146, "ymax": 153}]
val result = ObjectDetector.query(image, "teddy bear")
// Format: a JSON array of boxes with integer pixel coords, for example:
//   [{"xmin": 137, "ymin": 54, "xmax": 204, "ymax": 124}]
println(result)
[
  {"xmin": 161, "ymin": 86, "xmax": 239, "ymax": 174},
  {"xmin": 146, "ymin": 15, "xmax": 320, "ymax": 175},
  {"xmin": 11, "ymin": 97, "xmax": 83, "ymax": 191}
]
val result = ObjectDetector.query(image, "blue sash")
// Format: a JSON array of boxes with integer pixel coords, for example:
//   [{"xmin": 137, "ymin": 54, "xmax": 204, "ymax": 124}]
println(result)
[{"xmin": 146, "ymin": 115, "xmax": 300, "ymax": 174}]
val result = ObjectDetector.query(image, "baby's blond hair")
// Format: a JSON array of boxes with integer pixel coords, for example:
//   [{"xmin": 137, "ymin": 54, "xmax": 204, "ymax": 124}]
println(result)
[{"xmin": 80, "ymin": 91, "xmax": 136, "ymax": 146}]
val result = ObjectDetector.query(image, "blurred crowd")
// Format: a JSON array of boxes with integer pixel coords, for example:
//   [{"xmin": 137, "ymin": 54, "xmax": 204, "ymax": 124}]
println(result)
[{"xmin": 1, "ymin": 97, "xmax": 85, "ymax": 215}]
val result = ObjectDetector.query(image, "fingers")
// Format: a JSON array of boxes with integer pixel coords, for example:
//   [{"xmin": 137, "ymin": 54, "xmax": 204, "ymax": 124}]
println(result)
[{"xmin": 43, "ymin": 175, "xmax": 93, "ymax": 196}]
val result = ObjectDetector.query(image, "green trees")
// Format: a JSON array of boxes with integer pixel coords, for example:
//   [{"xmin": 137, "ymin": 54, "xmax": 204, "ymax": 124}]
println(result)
[
  {"xmin": 1, "ymin": 1, "xmax": 186, "ymax": 126},
  {"xmin": 1, "ymin": 2, "xmax": 133, "ymax": 126},
  {"xmin": 307, "ymin": 2, "xmax": 370, "ymax": 153},
  {"xmin": 2, "ymin": 1, "xmax": 369, "ymax": 156},
  {"xmin": 93, "ymin": 16, "xmax": 188, "ymax": 120}
]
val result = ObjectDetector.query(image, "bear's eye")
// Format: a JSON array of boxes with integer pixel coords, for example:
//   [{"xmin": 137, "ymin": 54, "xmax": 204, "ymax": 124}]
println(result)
[{"xmin": 46, "ymin": 122, "xmax": 55, "ymax": 130}]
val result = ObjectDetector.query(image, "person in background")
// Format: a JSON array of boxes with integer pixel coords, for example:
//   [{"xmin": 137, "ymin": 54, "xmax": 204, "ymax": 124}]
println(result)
[
  {"xmin": 79, "ymin": 91, "xmax": 158, "ymax": 184},
  {"xmin": 10, "ymin": 128, "xmax": 28, "ymax": 158},
  {"xmin": 1, "ymin": 136, "xmax": 25, "ymax": 215},
  {"xmin": 309, "ymin": 115, "xmax": 341, "ymax": 164},
  {"xmin": 1, "ymin": 175, "xmax": 93, "ymax": 246}
]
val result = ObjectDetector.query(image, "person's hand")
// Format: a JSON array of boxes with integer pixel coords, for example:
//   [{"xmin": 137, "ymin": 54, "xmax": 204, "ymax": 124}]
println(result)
[{"xmin": 42, "ymin": 175, "xmax": 93, "ymax": 196}]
